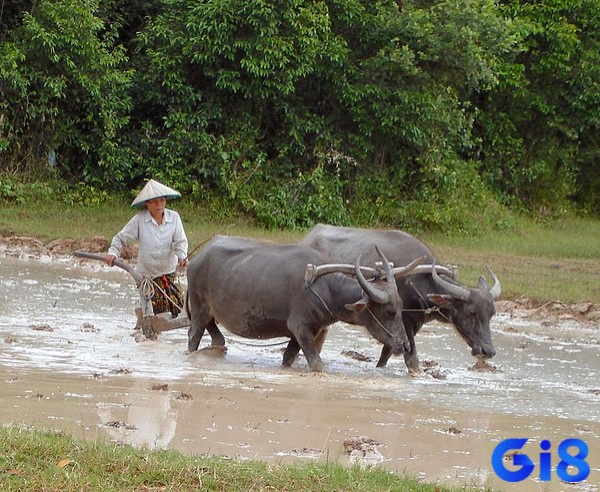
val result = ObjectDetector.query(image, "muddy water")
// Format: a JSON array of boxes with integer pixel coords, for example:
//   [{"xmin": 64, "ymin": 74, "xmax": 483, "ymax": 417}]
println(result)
[{"xmin": 1, "ymin": 256, "xmax": 599, "ymax": 491}]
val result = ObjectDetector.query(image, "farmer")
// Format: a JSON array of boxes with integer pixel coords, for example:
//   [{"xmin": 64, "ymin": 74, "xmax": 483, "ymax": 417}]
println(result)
[{"xmin": 104, "ymin": 179, "xmax": 189, "ymax": 319}]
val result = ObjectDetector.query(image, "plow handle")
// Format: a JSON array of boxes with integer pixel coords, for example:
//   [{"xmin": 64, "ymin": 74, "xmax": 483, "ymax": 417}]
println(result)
[{"xmin": 73, "ymin": 251, "xmax": 143, "ymax": 285}]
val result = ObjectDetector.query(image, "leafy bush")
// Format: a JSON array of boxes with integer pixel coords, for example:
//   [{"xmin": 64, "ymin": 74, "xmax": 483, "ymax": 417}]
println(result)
[
  {"xmin": 60, "ymin": 182, "xmax": 111, "ymax": 206},
  {"xmin": 0, "ymin": 0, "xmax": 132, "ymax": 185},
  {"xmin": 218, "ymin": 153, "xmax": 348, "ymax": 229},
  {"xmin": 0, "ymin": 174, "xmax": 72, "ymax": 205}
]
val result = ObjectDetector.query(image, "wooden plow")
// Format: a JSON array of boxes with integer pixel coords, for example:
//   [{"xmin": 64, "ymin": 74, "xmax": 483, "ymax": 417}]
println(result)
[{"xmin": 73, "ymin": 251, "xmax": 189, "ymax": 339}]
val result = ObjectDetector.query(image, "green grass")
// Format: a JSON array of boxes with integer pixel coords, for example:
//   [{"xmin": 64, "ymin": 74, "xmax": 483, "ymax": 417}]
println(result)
[
  {"xmin": 421, "ymin": 215, "xmax": 600, "ymax": 303},
  {"xmin": 0, "ymin": 426, "xmax": 481, "ymax": 492},
  {"xmin": 1, "ymin": 198, "xmax": 599, "ymax": 305}
]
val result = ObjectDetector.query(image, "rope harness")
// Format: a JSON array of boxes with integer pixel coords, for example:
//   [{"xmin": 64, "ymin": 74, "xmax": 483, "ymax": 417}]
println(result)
[
  {"xmin": 307, "ymin": 284, "xmax": 335, "ymax": 318},
  {"xmin": 308, "ymin": 275, "xmax": 453, "ymax": 328},
  {"xmin": 307, "ymin": 282, "xmax": 396, "ymax": 339},
  {"xmin": 401, "ymin": 276, "xmax": 451, "ymax": 322},
  {"xmin": 139, "ymin": 275, "xmax": 184, "ymax": 311}
]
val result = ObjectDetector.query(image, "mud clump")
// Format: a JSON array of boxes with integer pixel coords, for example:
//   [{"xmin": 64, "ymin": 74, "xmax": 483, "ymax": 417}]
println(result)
[
  {"xmin": 421, "ymin": 359, "xmax": 448, "ymax": 379},
  {"xmin": 496, "ymin": 298, "xmax": 600, "ymax": 326},
  {"xmin": 343, "ymin": 436, "xmax": 383, "ymax": 458},
  {"xmin": 341, "ymin": 350, "xmax": 373, "ymax": 362},
  {"xmin": 0, "ymin": 235, "xmax": 138, "ymax": 262},
  {"xmin": 468, "ymin": 359, "xmax": 501, "ymax": 373},
  {"xmin": 105, "ymin": 420, "xmax": 137, "ymax": 430},
  {"xmin": 31, "ymin": 324, "xmax": 53, "ymax": 332},
  {"xmin": 46, "ymin": 236, "xmax": 108, "ymax": 255},
  {"xmin": 150, "ymin": 383, "xmax": 169, "ymax": 391}
]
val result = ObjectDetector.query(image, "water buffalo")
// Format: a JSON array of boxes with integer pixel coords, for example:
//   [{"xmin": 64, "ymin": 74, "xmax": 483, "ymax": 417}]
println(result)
[
  {"xmin": 301, "ymin": 224, "xmax": 501, "ymax": 372},
  {"xmin": 185, "ymin": 235, "xmax": 425, "ymax": 372}
]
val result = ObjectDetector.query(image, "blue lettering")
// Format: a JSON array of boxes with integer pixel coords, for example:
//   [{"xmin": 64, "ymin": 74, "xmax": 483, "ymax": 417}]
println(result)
[
  {"xmin": 539, "ymin": 440, "xmax": 552, "ymax": 481},
  {"xmin": 491, "ymin": 438, "xmax": 535, "ymax": 482},
  {"xmin": 556, "ymin": 438, "xmax": 590, "ymax": 483}
]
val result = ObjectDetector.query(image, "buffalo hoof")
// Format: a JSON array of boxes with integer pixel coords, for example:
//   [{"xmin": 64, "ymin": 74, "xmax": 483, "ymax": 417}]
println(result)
[{"xmin": 282, "ymin": 352, "xmax": 299, "ymax": 367}]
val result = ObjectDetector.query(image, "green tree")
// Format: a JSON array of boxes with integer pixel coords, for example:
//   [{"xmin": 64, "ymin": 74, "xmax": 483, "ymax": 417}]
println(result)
[
  {"xmin": 318, "ymin": 0, "xmax": 518, "ymax": 228},
  {"xmin": 0, "ymin": 0, "xmax": 132, "ymax": 184},
  {"xmin": 2, "ymin": 0, "xmax": 598, "ymax": 227},
  {"xmin": 131, "ymin": 0, "xmax": 348, "ymax": 225},
  {"xmin": 474, "ymin": 0, "xmax": 600, "ymax": 214}
]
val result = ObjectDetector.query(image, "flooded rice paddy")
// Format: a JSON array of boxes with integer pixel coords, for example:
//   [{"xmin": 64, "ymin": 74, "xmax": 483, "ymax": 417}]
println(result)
[{"xmin": 1, "ymin": 254, "xmax": 599, "ymax": 491}]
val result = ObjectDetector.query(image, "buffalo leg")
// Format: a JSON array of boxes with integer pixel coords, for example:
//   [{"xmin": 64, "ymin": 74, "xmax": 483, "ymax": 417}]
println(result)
[
  {"xmin": 403, "ymin": 348, "xmax": 419, "ymax": 374},
  {"xmin": 376, "ymin": 345, "xmax": 392, "ymax": 368},
  {"xmin": 282, "ymin": 337, "xmax": 301, "ymax": 367},
  {"xmin": 314, "ymin": 327, "xmax": 328, "ymax": 353},
  {"xmin": 403, "ymin": 325, "xmax": 419, "ymax": 373},
  {"xmin": 302, "ymin": 344, "xmax": 324, "ymax": 372},
  {"xmin": 288, "ymin": 322, "xmax": 324, "ymax": 372},
  {"xmin": 377, "ymin": 330, "xmax": 419, "ymax": 373},
  {"xmin": 187, "ymin": 325, "xmax": 206, "ymax": 353},
  {"xmin": 283, "ymin": 328, "xmax": 328, "ymax": 367},
  {"xmin": 205, "ymin": 319, "xmax": 226, "ymax": 346}
]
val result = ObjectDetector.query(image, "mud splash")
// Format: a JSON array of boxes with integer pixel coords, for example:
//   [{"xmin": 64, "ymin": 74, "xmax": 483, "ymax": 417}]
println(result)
[{"xmin": 1, "ymin": 254, "xmax": 599, "ymax": 492}]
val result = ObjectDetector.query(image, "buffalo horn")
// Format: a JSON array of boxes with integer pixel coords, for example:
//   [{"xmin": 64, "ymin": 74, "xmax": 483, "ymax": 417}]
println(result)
[
  {"xmin": 395, "ymin": 263, "xmax": 454, "ymax": 278},
  {"xmin": 355, "ymin": 253, "xmax": 389, "ymax": 304},
  {"xmin": 387, "ymin": 254, "xmax": 428, "ymax": 277},
  {"xmin": 486, "ymin": 266, "xmax": 502, "ymax": 299},
  {"xmin": 431, "ymin": 260, "xmax": 470, "ymax": 300}
]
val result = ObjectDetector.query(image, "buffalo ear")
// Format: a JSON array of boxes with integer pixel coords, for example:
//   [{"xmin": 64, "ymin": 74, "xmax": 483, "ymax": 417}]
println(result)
[
  {"xmin": 345, "ymin": 300, "xmax": 368, "ymax": 312},
  {"xmin": 427, "ymin": 293, "xmax": 454, "ymax": 308}
]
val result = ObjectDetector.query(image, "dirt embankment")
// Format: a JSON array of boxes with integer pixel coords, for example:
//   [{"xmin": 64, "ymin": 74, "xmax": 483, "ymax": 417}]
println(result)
[
  {"xmin": 0, "ymin": 234, "xmax": 138, "ymax": 260},
  {"xmin": 1, "ymin": 234, "xmax": 599, "ymax": 325}
]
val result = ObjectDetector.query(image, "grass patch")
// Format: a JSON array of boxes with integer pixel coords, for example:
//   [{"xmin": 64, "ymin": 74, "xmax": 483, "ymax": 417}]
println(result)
[
  {"xmin": 0, "ymin": 426, "xmax": 478, "ymax": 492},
  {"xmin": 422, "ymin": 215, "xmax": 600, "ymax": 303}
]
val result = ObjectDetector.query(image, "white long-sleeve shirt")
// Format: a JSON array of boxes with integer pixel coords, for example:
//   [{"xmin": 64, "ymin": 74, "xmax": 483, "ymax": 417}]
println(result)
[{"xmin": 108, "ymin": 208, "xmax": 188, "ymax": 278}]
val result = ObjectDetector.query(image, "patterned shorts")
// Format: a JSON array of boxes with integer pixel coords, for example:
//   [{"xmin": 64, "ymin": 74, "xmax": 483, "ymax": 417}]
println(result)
[{"xmin": 151, "ymin": 272, "xmax": 185, "ymax": 317}]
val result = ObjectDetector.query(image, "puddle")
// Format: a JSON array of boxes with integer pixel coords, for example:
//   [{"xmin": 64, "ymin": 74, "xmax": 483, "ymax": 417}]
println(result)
[{"xmin": 1, "ymin": 256, "xmax": 599, "ymax": 491}]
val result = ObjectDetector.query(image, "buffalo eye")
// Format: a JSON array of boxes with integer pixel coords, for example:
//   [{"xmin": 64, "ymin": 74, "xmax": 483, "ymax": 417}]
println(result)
[{"xmin": 387, "ymin": 309, "xmax": 397, "ymax": 318}]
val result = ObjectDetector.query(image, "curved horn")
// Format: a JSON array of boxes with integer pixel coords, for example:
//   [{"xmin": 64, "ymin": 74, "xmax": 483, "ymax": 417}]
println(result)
[
  {"xmin": 388, "ymin": 254, "xmax": 428, "ymax": 277},
  {"xmin": 355, "ymin": 254, "xmax": 389, "ymax": 304},
  {"xmin": 486, "ymin": 266, "xmax": 502, "ymax": 299},
  {"xmin": 375, "ymin": 245, "xmax": 396, "ymax": 286},
  {"xmin": 399, "ymin": 263, "xmax": 454, "ymax": 278},
  {"xmin": 431, "ymin": 260, "xmax": 470, "ymax": 300}
]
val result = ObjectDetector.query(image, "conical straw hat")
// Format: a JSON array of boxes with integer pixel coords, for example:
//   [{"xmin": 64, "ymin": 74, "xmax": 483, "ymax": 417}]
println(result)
[{"xmin": 131, "ymin": 179, "xmax": 181, "ymax": 207}]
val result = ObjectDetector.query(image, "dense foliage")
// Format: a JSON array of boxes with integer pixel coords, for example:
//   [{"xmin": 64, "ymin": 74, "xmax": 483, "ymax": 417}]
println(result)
[{"xmin": 1, "ymin": 0, "xmax": 598, "ymax": 231}]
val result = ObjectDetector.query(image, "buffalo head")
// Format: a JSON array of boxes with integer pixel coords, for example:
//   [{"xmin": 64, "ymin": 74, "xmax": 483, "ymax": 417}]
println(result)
[{"xmin": 428, "ymin": 263, "xmax": 501, "ymax": 359}]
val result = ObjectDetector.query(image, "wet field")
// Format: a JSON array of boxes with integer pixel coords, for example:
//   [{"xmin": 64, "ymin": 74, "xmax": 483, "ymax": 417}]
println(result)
[{"xmin": 1, "ymin": 255, "xmax": 599, "ymax": 491}]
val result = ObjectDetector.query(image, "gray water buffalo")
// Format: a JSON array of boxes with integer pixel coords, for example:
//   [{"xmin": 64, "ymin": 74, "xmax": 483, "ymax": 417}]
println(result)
[
  {"xmin": 301, "ymin": 224, "xmax": 501, "ymax": 372},
  {"xmin": 185, "ymin": 235, "xmax": 425, "ymax": 372}
]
